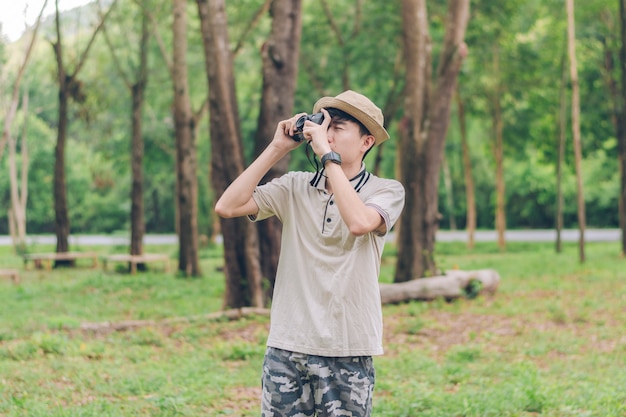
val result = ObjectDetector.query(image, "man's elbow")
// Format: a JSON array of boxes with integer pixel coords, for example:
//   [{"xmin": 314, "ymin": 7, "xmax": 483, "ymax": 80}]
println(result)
[
  {"xmin": 214, "ymin": 200, "xmax": 234, "ymax": 218},
  {"xmin": 348, "ymin": 222, "xmax": 371, "ymax": 237}
]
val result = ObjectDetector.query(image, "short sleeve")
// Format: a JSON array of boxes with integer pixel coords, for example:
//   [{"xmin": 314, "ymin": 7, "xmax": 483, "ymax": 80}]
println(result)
[
  {"xmin": 248, "ymin": 173, "xmax": 295, "ymax": 223},
  {"xmin": 364, "ymin": 179, "xmax": 405, "ymax": 236}
]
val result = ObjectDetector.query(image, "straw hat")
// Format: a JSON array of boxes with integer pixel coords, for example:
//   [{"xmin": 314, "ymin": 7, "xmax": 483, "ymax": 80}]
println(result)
[{"xmin": 313, "ymin": 90, "xmax": 390, "ymax": 145}]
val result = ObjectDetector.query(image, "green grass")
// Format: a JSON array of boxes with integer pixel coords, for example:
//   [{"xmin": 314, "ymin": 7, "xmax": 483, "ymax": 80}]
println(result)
[{"xmin": 1, "ymin": 240, "xmax": 625, "ymax": 416}]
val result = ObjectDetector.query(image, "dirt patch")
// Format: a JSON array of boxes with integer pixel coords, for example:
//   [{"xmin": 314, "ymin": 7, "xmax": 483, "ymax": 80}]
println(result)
[{"xmin": 214, "ymin": 385, "xmax": 262, "ymax": 414}]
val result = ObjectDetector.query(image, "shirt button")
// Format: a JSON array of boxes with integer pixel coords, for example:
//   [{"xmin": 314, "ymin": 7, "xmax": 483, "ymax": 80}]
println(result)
[
  {"xmin": 329, "ymin": 201, "xmax": 334, "ymax": 205},
  {"xmin": 326, "ymin": 218, "xmax": 331, "ymax": 223}
]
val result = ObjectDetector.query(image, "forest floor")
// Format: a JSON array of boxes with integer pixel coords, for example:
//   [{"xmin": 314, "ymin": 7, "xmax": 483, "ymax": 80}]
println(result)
[{"xmin": 0, "ymin": 241, "xmax": 624, "ymax": 416}]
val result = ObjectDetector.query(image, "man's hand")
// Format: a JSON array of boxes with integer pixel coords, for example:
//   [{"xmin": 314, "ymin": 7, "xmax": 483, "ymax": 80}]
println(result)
[
  {"xmin": 303, "ymin": 108, "xmax": 332, "ymax": 157},
  {"xmin": 270, "ymin": 113, "xmax": 308, "ymax": 153}
]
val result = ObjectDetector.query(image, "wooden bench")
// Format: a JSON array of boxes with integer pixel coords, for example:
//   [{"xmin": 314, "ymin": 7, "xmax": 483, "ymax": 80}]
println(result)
[
  {"xmin": 102, "ymin": 253, "xmax": 170, "ymax": 274},
  {"xmin": 23, "ymin": 252, "xmax": 99, "ymax": 270},
  {"xmin": 0, "ymin": 269, "xmax": 20, "ymax": 284}
]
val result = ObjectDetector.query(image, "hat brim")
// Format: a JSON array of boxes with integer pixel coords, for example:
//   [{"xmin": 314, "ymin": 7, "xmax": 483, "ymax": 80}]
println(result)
[{"xmin": 313, "ymin": 97, "xmax": 390, "ymax": 146}]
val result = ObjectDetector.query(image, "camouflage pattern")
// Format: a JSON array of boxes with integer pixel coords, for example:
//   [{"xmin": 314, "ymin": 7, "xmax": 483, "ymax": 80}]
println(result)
[{"xmin": 261, "ymin": 347, "xmax": 375, "ymax": 417}]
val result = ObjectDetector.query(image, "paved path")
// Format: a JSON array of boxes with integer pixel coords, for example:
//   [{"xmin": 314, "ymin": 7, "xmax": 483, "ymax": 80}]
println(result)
[{"xmin": 0, "ymin": 229, "xmax": 620, "ymax": 246}]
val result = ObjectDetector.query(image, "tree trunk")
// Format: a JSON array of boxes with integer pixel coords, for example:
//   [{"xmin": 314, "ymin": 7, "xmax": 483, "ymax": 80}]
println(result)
[
  {"xmin": 456, "ymin": 86, "xmax": 476, "ymax": 249},
  {"xmin": 2, "ymin": 4, "xmax": 42, "ymax": 253},
  {"xmin": 395, "ymin": 0, "xmax": 469, "ymax": 282},
  {"xmin": 50, "ymin": 0, "xmax": 115, "ymax": 265},
  {"xmin": 566, "ymin": 0, "xmax": 586, "ymax": 263},
  {"xmin": 130, "ymin": 11, "xmax": 149, "ymax": 259},
  {"xmin": 492, "ymin": 46, "xmax": 506, "ymax": 252},
  {"xmin": 8, "ymin": 91, "xmax": 29, "ymax": 253},
  {"xmin": 173, "ymin": 0, "xmax": 200, "ymax": 276},
  {"xmin": 556, "ymin": 50, "xmax": 567, "ymax": 254},
  {"xmin": 53, "ymin": 60, "xmax": 71, "ymax": 257},
  {"xmin": 196, "ymin": 0, "xmax": 264, "ymax": 308},
  {"xmin": 442, "ymin": 156, "xmax": 457, "ymax": 230},
  {"xmin": 619, "ymin": 0, "xmax": 626, "ymax": 257},
  {"xmin": 0, "ymin": 1, "xmax": 46, "ymax": 161},
  {"xmin": 253, "ymin": 0, "xmax": 302, "ymax": 300}
]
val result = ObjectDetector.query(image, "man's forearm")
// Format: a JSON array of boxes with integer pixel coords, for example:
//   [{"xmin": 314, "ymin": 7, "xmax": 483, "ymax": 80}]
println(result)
[{"xmin": 215, "ymin": 144, "xmax": 288, "ymax": 217}]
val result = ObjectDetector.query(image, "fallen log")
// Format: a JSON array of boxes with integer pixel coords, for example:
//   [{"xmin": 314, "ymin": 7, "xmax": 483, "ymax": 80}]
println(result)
[{"xmin": 379, "ymin": 269, "xmax": 500, "ymax": 304}]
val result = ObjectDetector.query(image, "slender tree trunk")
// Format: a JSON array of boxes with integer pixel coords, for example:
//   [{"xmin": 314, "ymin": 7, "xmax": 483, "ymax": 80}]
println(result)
[
  {"xmin": 456, "ymin": 86, "xmax": 476, "ymax": 249},
  {"xmin": 566, "ymin": 0, "xmax": 586, "ymax": 262},
  {"xmin": 619, "ymin": 0, "xmax": 626, "ymax": 257},
  {"xmin": 0, "ymin": 1, "xmax": 46, "ymax": 161},
  {"xmin": 1, "ymin": 3, "xmax": 43, "ymax": 253},
  {"xmin": 197, "ymin": 0, "xmax": 264, "ymax": 308},
  {"xmin": 442, "ymin": 156, "xmax": 457, "ymax": 230},
  {"xmin": 556, "ymin": 50, "xmax": 567, "ymax": 254},
  {"xmin": 395, "ymin": 0, "xmax": 469, "ymax": 282},
  {"xmin": 130, "ymin": 11, "xmax": 149, "ymax": 259},
  {"xmin": 8, "ymin": 91, "xmax": 29, "ymax": 253},
  {"xmin": 50, "ymin": 0, "xmax": 115, "ymax": 264},
  {"xmin": 492, "ymin": 46, "xmax": 506, "ymax": 252},
  {"xmin": 253, "ymin": 0, "xmax": 302, "ymax": 300},
  {"xmin": 172, "ymin": 0, "xmax": 200, "ymax": 276},
  {"xmin": 53, "ymin": 56, "xmax": 71, "ymax": 256}
]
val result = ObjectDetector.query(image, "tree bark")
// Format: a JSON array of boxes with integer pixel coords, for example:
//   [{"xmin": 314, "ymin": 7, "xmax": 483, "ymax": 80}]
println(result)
[
  {"xmin": 2, "ymin": 3, "xmax": 42, "ymax": 253},
  {"xmin": 456, "ymin": 85, "xmax": 476, "ymax": 249},
  {"xmin": 197, "ymin": 0, "xmax": 264, "ymax": 308},
  {"xmin": 442, "ymin": 156, "xmax": 457, "ymax": 230},
  {"xmin": 556, "ymin": 50, "xmax": 567, "ymax": 254},
  {"xmin": 253, "ymin": 0, "xmax": 302, "ymax": 300},
  {"xmin": 51, "ymin": 0, "xmax": 116, "ymax": 264},
  {"xmin": 619, "ymin": 0, "xmax": 626, "ymax": 257},
  {"xmin": 566, "ymin": 0, "xmax": 586, "ymax": 262},
  {"xmin": 492, "ymin": 45, "xmax": 506, "ymax": 252},
  {"xmin": 172, "ymin": 0, "xmax": 200, "ymax": 276},
  {"xmin": 130, "ymin": 11, "xmax": 149, "ymax": 259},
  {"xmin": 395, "ymin": 0, "xmax": 469, "ymax": 281},
  {"xmin": 8, "ymin": 91, "xmax": 29, "ymax": 253}
]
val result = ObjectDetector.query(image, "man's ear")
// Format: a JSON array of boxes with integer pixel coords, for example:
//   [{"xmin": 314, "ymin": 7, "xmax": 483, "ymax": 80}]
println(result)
[{"xmin": 362, "ymin": 134, "xmax": 376, "ymax": 152}]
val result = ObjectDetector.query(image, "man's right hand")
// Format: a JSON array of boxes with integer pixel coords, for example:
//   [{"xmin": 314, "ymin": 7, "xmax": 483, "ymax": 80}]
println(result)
[{"xmin": 271, "ymin": 113, "xmax": 308, "ymax": 152}]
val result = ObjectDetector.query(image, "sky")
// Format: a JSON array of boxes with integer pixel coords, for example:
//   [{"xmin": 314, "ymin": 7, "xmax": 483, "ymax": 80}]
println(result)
[{"xmin": 1, "ymin": 0, "xmax": 93, "ymax": 42}]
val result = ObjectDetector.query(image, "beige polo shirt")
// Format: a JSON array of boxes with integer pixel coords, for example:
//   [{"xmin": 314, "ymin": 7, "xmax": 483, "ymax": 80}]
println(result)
[{"xmin": 250, "ymin": 164, "xmax": 405, "ymax": 357}]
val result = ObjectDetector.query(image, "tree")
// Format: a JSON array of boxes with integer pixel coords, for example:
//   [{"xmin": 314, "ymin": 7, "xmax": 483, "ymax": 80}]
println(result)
[
  {"xmin": 253, "ymin": 0, "xmax": 303, "ymax": 297},
  {"xmin": 2, "ymin": 1, "xmax": 46, "ymax": 252},
  {"xmin": 196, "ymin": 0, "xmax": 264, "ymax": 307},
  {"xmin": 456, "ymin": 84, "xmax": 476, "ymax": 248},
  {"xmin": 50, "ymin": 0, "xmax": 116, "ymax": 261},
  {"xmin": 619, "ymin": 0, "xmax": 626, "ymax": 257},
  {"xmin": 172, "ymin": 0, "xmax": 200, "ymax": 276},
  {"xmin": 566, "ymin": 0, "xmax": 586, "ymax": 262},
  {"xmin": 8, "ymin": 90, "xmax": 29, "ymax": 253},
  {"xmin": 492, "ymin": 44, "xmax": 506, "ymax": 251},
  {"xmin": 394, "ymin": 0, "xmax": 469, "ymax": 281},
  {"xmin": 100, "ymin": 0, "xmax": 151, "ymax": 261}
]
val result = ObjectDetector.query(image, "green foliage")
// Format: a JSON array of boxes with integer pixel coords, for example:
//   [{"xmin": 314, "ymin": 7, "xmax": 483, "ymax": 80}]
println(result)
[{"xmin": 0, "ymin": 0, "xmax": 624, "ymax": 238}]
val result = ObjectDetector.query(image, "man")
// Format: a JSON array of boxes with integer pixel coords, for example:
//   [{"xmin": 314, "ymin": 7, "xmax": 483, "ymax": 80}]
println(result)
[{"xmin": 215, "ymin": 90, "xmax": 405, "ymax": 417}]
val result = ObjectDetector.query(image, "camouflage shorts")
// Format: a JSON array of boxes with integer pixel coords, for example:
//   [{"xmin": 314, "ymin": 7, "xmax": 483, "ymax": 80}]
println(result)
[{"xmin": 261, "ymin": 347, "xmax": 375, "ymax": 417}]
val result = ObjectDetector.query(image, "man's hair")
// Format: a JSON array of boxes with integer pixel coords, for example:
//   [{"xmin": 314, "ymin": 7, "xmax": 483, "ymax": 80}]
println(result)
[{"xmin": 326, "ymin": 108, "xmax": 374, "ymax": 160}]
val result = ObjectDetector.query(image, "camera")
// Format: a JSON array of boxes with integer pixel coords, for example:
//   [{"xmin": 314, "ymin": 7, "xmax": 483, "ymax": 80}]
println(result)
[{"xmin": 292, "ymin": 112, "xmax": 325, "ymax": 142}]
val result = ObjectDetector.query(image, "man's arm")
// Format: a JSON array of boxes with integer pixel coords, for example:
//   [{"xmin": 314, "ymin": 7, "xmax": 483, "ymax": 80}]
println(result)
[
  {"xmin": 324, "ymin": 163, "xmax": 387, "ymax": 235},
  {"xmin": 214, "ymin": 114, "xmax": 304, "ymax": 218}
]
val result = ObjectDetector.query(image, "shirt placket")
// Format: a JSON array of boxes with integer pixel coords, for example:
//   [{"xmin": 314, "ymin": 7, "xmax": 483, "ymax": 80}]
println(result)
[{"xmin": 321, "ymin": 193, "xmax": 339, "ymax": 235}]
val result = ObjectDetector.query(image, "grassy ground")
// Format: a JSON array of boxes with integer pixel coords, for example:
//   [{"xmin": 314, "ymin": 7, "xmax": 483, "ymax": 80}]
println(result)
[{"xmin": 0, "ymin": 240, "xmax": 624, "ymax": 416}]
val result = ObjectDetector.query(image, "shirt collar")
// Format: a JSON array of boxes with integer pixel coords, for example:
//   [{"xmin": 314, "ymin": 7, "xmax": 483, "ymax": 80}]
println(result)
[{"xmin": 309, "ymin": 162, "xmax": 370, "ymax": 193}]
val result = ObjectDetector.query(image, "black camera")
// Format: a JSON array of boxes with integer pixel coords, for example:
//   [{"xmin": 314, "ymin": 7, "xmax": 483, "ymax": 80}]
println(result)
[{"xmin": 292, "ymin": 112, "xmax": 325, "ymax": 142}]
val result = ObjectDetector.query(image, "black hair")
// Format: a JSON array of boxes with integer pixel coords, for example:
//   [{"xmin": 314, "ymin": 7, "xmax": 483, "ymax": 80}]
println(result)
[
  {"xmin": 326, "ymin": 108, "xmax": 374, "ymax": 160},
  {"xmin": 304, "ymin": 107, "xmax": 375, "ymax": 170}
]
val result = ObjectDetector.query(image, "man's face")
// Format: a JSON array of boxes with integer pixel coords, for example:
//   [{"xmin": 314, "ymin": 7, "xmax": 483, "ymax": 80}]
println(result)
[{"xmin": 327, "ymin": 118, "xmax": 371, "ymax": 163}]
